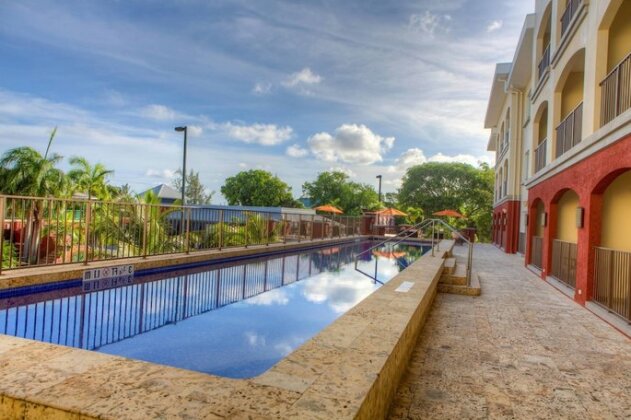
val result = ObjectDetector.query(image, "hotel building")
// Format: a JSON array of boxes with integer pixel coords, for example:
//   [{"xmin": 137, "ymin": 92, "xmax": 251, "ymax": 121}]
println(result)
[{"xmin": 485, "ymin": 0, "xmax": 631, "ymax": 321}]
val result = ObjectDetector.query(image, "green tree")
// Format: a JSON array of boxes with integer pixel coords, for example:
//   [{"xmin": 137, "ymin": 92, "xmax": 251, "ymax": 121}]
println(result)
[
  {"xmin": 302, "ymin": 171, "xmax": 380, "ymax": 215},
  {"xmin": 67, "ymin": 157, "xmax": 114, "ymax": 200},
  {"xmin": 398, "ymin": 162, "xmax": 493, "ymax": 241},
  {"xmin": 172, "ymin": 169, "xmax": 214, "ymax": 205},
  {"xmin": 221, "ymin": 170, "xmax": 297, "ymax": 207},
  {"xmin": 0, "ymin": 128, "xmax": 66, "ymax": 196}
]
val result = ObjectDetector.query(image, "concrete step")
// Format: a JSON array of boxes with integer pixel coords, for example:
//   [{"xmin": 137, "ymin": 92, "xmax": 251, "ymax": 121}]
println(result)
[
  {"xmin": 438, "ymin": 271, "xmax": 481, "ymax": 296},
  {"xmin": 443, "ymin": 257, "xmax": 457, "ymax": 275},
  {"xmin": 440, "ymin": 263, "xmax": 468, "ymax": 286}
]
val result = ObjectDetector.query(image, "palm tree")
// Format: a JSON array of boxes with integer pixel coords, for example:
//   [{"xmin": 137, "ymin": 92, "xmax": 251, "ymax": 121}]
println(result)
[
  {"xmin": 0, "ymin": 128, "xmax": 66, "ymax": 263},
  {"xmin": 67, "ymin": 157, "xmax": 114, "ymax": 201}
]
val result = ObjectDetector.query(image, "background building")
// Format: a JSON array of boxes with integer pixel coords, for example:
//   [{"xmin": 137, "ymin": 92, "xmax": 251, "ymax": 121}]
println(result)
[{"xmin": 485, "ymin": 0, "xmax": 631, "ymax": 320}]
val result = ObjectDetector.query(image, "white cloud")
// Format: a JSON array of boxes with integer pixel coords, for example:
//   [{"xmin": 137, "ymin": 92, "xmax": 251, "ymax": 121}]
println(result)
[
  {"xmin": 188, "ymin": 125, "xmax": 203, "ymax": 137},
  {"xmin": 282, "ymin": 68, "xmax": 322, "ymax": 88},
  {"xmin": 487, "ymin": 20, "xmax": 503, "ymax": 33},
  {"xmin": 238, "ymin": 162, "xmax": 248, "ymax": 168},
  {"xmin": 252, "ymin": 82, "xmax": 272, "ymax": 95},
  {"xmin": 329, "ymin": 166, "xmax": 356, "ymax": 178},
  {"xmin": 139, "ymin": 104, "xmax": 180, "ymax": 121},
  {"xmin": 408, "ymin": 11, "xmax": 452, "ymax": 36},
  {"xmin": 428, "ymin": 153, "xmax": 490, "ymax": 166},
  {"xmin": 244, "ymin": 331, "xmax": 266, "ymax": 347},
  {"xmin": 224, "ymin": 123, "xmax": 293, "ymax": 146},
  {"xmin": 246, "ymin": 289, "xmax": 289, "ymax": 306},
  {"xmin": 286, "ymin": 144, "xmax": 309, "ymax": 158},
  {"xmin": 387, "ymin": 148, "xmax": 427, "ymax": 173},
  {"xmin": 145, "ymin": 169, "xmax": 177, "ymax": 179},
  {"xmin": 308, "ymin": 124, "xmax": 394, "ymax": 165}
]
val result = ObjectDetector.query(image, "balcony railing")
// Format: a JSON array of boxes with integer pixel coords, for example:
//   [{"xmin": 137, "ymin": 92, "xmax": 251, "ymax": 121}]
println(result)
[
  {"xmin": 538, "ymin": 44, "xmax": 551, "ymax": 80},
  {"xmin": 600, "ymin": 52, "xmax": 631, "ymax": 127},
  {"xmin": 593, "ymin": 247, "xmax": 631, "ymax": 323},
  {"xmin": 531, "ymin": 236, "xmax": 544, "ymax": 270},
  {"xmin": 561, "ymin": 0, "xmax": 582, "ymax": 38},
  {"xmin": 0, "ymin": 195, "xmax": 364, "ymax": 273},
  {"xmin": 550, "ymin": 239, "xmax": 577, "ymax": 288},
  {"xmin": 555, "ymin": 102, "xmax": 583, "ymax": 159},
  {"xmin": 535, "ymin": 139, "xmax": 547, "ymax": 173}
]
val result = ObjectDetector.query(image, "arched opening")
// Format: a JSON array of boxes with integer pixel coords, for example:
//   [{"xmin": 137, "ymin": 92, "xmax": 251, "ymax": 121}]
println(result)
[
  {"xmin": 533, "ymin": 102, "xmax": 549, "ymax": 173},
  {"xmin": 504, "ymin": 108, "xmax": 511, "ymax": 150},
  {"xmin": 554, "ymin": 49, "xmax": 585, "ymax": 159},
  {"xmin": 499, "ymin": 122, "xmax": 505, "ymax": 155},
  {"xmin": 558, "ymin": 0, "xmax": 582, "ymax": 41},
  {"xmin": 598, "ymin": 0, "xmax": 631, "ymax": 126},
  {"xmin": 550, "ymin": 189, "xmax": 579, "ymax": 288},
  {"xmin": 498, "ymin": 168, "xmax": 503, "ymax": 199},
  {"xmin": 530, "ymin": 199, "xmax": 546, "ymax": 269},
  {"xmin": 537, "ymin": 4, "xmax": 552, "ymax": 82},
  {"xmin": 593, "ymin": 170, "xmax": 631, "ymax": 322}
]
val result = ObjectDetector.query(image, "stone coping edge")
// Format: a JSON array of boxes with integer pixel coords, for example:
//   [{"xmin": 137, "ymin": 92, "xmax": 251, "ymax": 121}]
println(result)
[{"xmin": 0, "ymin": 239, "xmax": 454, "ymax": 419}]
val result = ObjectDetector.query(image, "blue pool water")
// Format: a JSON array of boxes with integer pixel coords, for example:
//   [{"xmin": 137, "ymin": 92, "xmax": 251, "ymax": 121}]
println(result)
[{"xmin": 0, "ymin": 240, "xmax": 427, "ymax": 378}]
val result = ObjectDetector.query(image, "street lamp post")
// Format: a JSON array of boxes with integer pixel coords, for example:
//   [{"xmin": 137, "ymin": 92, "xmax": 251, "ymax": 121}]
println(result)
[
  {"xmin": 174, "ymin": 126, "xmax": 188, "ymax": 205},
  {"xmin": 376, "ymin": 175, "xmax": 382, "ymax": 203}
]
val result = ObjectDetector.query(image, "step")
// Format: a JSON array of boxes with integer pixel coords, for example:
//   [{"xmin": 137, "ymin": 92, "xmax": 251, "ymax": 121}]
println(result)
[
  {"xmin": 438, "ymin": 272, "xmax": 481, "ymax": 296},
  {"xmin": 443, "ymin": 257, "xmax": 457, "ymax": 275},
  {"xmin": 440, "ymin": 263, "xmax": 468, "ymax": 286}
]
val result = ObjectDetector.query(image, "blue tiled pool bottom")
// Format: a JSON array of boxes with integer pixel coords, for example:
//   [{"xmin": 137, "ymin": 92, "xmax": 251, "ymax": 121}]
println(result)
[{"xmin": 0, "ymin": 240, "xmax": 427, "ymax": 378}]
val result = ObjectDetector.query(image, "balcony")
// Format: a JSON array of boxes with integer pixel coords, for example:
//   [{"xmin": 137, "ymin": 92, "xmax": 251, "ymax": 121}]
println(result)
[
  {"xmin": 600, "ymin": 52, "xmax": 631, "ymax": 127},
  {"xmin": 560, "ymin": 0, "xmax": 582, "ymax": 38},
  {"xmin": 538, "ymin": 44, "xmax": 551, "ymax": 80},
  {"xmin": 535, "ymin": 139, "xmax": 547, "ymax": 173},
  {"xmin": 555, "ymin": 102, "xmax": 583, "ymax": 159}
]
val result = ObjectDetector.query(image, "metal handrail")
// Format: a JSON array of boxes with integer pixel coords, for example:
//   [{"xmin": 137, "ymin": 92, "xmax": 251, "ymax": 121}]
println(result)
[{"xmin": 354, "ymin": 218, "xmax": 474, "ymax": 286}]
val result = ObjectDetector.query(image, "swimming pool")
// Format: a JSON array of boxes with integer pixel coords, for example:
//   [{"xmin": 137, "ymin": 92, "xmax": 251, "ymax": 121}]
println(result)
[{"xmin": 0, "ymin": 240, "xmax": 427, "ymax": 378}]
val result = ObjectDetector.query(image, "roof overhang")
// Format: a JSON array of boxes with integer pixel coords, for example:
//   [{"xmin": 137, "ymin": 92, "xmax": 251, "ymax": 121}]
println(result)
[
  {"xmin": 486, "ymin": 132, "xmax": 498, "ymax": 152},
  {"xmin": 484, "ymin": 62, "xmax": 512, "ymax": 129},
  {"xmin": 507, "ymin": 14, "xmax": 535, "ymax": 90}
]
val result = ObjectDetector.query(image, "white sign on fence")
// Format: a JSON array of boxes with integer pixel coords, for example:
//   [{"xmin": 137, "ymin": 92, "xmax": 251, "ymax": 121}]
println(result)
[{"xmin": 82, "ymin": 264, "xmax": 134, "ymax": 282}]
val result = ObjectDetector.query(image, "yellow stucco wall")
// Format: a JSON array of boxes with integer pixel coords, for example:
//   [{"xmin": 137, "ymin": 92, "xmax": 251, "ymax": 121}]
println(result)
[
  {"xmin": 608, "ymin": 0, "xmax": 631, "ymax": 72},
  {"xmin": 561, "ymin": 71, "xmax": 584, "ymax": 118},
  {"xmin": 538, "ymin": 107, "xmax": 548, "ymax": 142},
  {"xmin": 535, "ymin": 201, "xmax": 545, "ymax": 237},
  {"xmin": 555, "ymin": 190, "xmax": 578, "ymax": 242},
  {"xmin": 601, "ymin": 171, "xmax": 631, "ymax": 252}
]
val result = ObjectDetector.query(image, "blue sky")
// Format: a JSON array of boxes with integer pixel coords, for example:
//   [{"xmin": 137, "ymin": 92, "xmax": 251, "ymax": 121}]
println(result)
[{"xmin": 0, "ymin": 0, "xmax": 532, "ymax": 202}]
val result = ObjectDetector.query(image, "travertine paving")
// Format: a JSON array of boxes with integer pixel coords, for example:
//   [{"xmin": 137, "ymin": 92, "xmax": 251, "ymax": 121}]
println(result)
[{"xmin": 389, "ymin": 244, "xmax": 631, "ymax": 419}]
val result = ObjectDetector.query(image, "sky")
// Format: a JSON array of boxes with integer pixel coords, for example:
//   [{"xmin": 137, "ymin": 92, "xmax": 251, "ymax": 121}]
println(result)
[{"xmin": 0, "ymin": 0, "xmax": 533, "ymax": 203}]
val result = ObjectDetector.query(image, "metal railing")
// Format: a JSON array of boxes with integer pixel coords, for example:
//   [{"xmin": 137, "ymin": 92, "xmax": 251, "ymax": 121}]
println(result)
[
  {"xmin": 535, "ymin": 139, "xmax": 547, "ymax": 173},
  {"xmin": 555, "ymin": 102, "xmax": 583, "ymax": 159},
  {"xmin": 561, "ymin": 0, "xmax": 582, "ymax": 38},
  {"xmin": 0, "ymin": 242, "xmax": 365, "ymax": 350},
  {"xmin": 531, "ymin": 236, "xmax": 544, "ymax": 270},
  {"xmin": 600, "ymin": 52, "xmax": 631, "ymax": 127},
  {"xmin": 538, "ymin": 44, "xmax": 551, "ymax": 80},
  {"xmin": 0, "ymin": 194, "xmax": 365, "ymax": 273},
  {"xmin": 354, "ymin": 219, "xmax": 474, "ymax": 286},
  {"xmin": 593, "ymin": 247, "xmax": 631, "ymax": 323},
  {"xmin": 550, "ymin": 239, "xmax": 577, "ymax": 288}
]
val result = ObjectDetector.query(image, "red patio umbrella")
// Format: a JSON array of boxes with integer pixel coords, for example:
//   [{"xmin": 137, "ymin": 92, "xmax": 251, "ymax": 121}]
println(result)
[
  {"xmin": 375, "ymin": 208, "xmax": 408, "ymax": 217},
  {"xmin": 433, "ymin": 209, "xmax": 465, "ymax": 218}
]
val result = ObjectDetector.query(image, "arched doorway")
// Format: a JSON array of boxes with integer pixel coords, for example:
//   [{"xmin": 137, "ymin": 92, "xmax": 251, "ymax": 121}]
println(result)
[
  {"xmin": 592, "ymin": 170, "xmax": 631, "ymax": 322},
  {"xmin": 533, "ymin": 102, "xmax": 549, "ymax": 173},
  {"xmin": 550, "ymin": 189, "xmax": 579, "ymax": 288},
  {"xmin": 554, "ymin": 49, "xmax": 585, "ymax": 160}
]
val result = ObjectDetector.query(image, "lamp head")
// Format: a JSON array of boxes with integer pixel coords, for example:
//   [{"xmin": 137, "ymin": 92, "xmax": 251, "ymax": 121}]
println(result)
[{"xmin": 174, "ymin": 126, "xmax": 187, "ymax": 132}]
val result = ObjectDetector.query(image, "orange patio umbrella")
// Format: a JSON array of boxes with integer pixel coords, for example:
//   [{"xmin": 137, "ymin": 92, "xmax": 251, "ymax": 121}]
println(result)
[
  {"xmin": 314, "ymin": 204, "xmax": 343, "ymax": 214},
  {"xmin": 372, "ymin": 250, "xmax": 407, "ymax": 259},
  {"xmin": 433, "ymin": 209, "xmax": 465, "ymax": 218},
  {"xmin": 375, "ymin": 208, "xmax": 408, "ymax": 217}
]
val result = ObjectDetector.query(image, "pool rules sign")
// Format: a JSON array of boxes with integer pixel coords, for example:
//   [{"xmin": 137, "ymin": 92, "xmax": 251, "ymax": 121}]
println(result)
[{"xmin": 82, "ymin": 264, "xmax": 135, "ymax": 292}]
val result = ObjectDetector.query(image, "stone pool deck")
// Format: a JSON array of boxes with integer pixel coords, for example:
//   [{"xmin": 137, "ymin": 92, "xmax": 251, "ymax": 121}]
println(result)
[{"xmin": 389, "ymin": 244, "xmax": 631, "ymax": 419}]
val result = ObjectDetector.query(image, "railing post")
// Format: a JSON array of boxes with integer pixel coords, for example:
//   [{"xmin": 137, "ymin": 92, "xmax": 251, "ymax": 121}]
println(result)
[
  {"xmin": 282, "ymin": 213, "xmax": 287, "ymax": 244},
  {"xmin": 607, "ymin": 250, "xmax": 614, "ymax": 310},
  {"xmin": 244, "ymin": 213, "xmax": 249, "ymax": 248},
  {"xmin": 297, "ymin": 214, "xmax": 301, "ymax": 243},
  {"xmin": 83, "ymin": 201, "xmax": 91, "ymax": 266},
  {"xmin": 185, "ymin": 207, "xmax": 191, "ymax": 254},
  {"xmin": 431, "ymin": 220, "xmax": 435, "ymax": 257},
  {"xmin": 142, "ymin": 204, "xmax": 148, "ymax": 259},
  {"xmin": 311, "ymin": 215, "xmax": 314, "ymax": 241},
  {"xmin": 0, "ymin": 196, "xmax": 5, "ymax": 275},
  {"xmin": 467, "ymin": 242, "xmax": 473, "ymax": 286},
  {"xmin": 266, "ymin": 212, "xmax": 270, "ymax": 246},
  {"xmin": 218, "ymin": 210, "xmax": 224, "ymax": 251}
]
